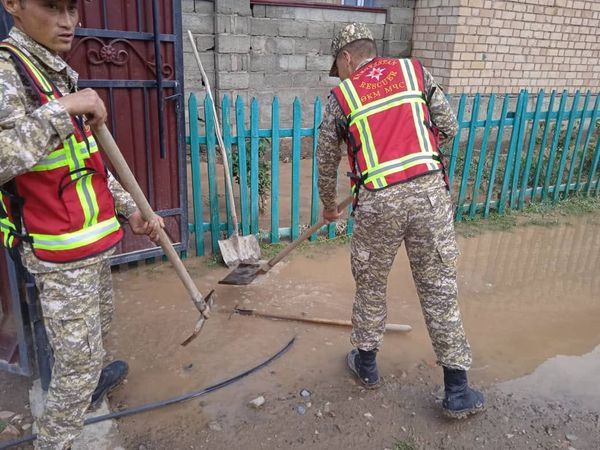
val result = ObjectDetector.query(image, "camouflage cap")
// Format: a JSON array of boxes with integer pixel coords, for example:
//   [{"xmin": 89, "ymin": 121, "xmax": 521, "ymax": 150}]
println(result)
[{"xmin": 329, "ymin": 22, "xmax": 374, "ymax": 77}]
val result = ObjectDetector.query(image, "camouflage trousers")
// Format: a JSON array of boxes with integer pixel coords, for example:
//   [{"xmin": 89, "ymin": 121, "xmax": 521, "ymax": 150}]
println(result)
[
  {"xmin": 350, "ymin": 173, "xmax": 472, "ymax": 370},
  {"xmin": 30, "ymin": 258, "xmax": 113, "ymax": 450}
]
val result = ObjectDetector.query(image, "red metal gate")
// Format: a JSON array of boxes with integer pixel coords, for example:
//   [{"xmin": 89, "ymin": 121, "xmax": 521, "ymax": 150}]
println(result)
[{"xmin": 67, "ymin": 0, "xmax": 188, "ymax": 264}]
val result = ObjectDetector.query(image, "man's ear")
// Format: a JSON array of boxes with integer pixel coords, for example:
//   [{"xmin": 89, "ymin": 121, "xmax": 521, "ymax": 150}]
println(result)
[{"xmin": 2, "ymin": 0, "xmax": 22, "ymax": 16}]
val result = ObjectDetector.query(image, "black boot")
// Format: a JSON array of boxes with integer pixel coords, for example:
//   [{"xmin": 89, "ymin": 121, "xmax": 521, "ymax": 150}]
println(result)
[
  {"xmin": 442, "ymin": 367, "xmax": 485, "ymax": 419},
  {"xmin": 90, "ymin": 360, "xmax": 129, "ymax": 411},
  {"xmin": 346, "ymin": 348, "xmax": 380, "ymax": 389}
]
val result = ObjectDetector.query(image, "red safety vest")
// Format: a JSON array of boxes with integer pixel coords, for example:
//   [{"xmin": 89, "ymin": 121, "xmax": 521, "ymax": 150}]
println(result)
[
  {"xmin": 331, "ymin": 57, "xmax": 443, "ymax": 194},
  {"xmin": 0, "ymin": 43, "xmax": 123, "ymax": 262}
]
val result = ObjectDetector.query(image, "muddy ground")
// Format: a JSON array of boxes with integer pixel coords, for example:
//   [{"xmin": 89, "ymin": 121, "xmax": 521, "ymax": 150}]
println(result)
[{"xmin": 2, "ymin": 211, "xmax": 600, "ymax": 449}]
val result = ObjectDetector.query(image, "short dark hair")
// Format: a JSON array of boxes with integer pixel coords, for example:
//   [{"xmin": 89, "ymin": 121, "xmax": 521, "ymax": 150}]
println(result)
[{"xmin": 342, "ymin": 39, "xmax": 377, "ymax": 59}]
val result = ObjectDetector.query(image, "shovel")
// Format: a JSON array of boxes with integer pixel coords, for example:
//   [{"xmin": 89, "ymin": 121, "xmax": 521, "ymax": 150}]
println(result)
[
  {"xmin": 187, "ymin": 30, "xmax": 261, "ymax": 267},
  {"xmin": 95, "ymin": 125, "xmax": 211, "ymax": 334},
  {"xmin": 219, "ymin": 195, "xmax": 353, "ymax": 285}
]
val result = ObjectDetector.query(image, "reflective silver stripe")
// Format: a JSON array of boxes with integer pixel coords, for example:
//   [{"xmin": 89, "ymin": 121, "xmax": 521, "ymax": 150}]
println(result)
[
  {"xmin": 30, "ymin": 218, "xmax": 119, "ymax": 247},
  {"xmin": 366, "ymin": 154, "xmax": 439, "ymax": 179}
]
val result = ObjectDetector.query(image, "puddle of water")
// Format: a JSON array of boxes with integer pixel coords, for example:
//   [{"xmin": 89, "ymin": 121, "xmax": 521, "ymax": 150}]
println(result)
[
  {"xmin": 108, "ymin": 213, "xmax": 600, "ymax": 433},
  {"xmin": 499, "ymin": 344, "xmax": 600, "ymax": 412}
]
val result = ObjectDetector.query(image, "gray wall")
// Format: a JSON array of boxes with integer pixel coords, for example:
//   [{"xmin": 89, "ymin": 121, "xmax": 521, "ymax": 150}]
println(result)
[{"xmin": 183, "ymin": 0, "xmax": 415, "ymax": 125}]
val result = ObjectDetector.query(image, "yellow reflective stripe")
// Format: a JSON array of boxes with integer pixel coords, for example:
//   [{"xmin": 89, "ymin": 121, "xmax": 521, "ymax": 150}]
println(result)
[
  {"xmin": 338, "ymin": 80, "xmax": 381, "ymax": 183},
  {"xmin": 364, "ymin": 152, "xmax": 440, "ymax": 186},
  {"xmin": 400, "ymin": 59, "xmax": 438, "ymax": 171},
  {"xmin": 31, "ymin": 139, "xmax": 98, "ymax": 172},
  {"xmin": 0, "ymin": 44, "xmax": 55, "ymax": 95},
  {"xmin": 339, "ymin": 79, "xmax": 363, "ymax": 111},
  {"xmin": 30, "ymin": 217, "xmax": 120, "ymax": 251},
  {"xmin": 64, "ymin": 136, "xmax": 98, "ymax": 227},
  {"xmin": 349, "ymin": 91, "xmax": 425, "ymax": 127},
  {"xmin": 355, "ymin": 119, "xmax": 384, "ymax": 187}
]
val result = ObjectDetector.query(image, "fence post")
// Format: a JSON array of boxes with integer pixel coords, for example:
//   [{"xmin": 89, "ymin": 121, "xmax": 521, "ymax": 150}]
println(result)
[
  {"xmin": 188, "ymin": 93, "xmax": 204, "ymax": 257},
  {"xmin": 291, "ymin": 97, "xmax": 301, "ymax": 241},
  {"xmin": 204, "ymin": 95, "xmax": 220, "ymax": 255},
  {"xmin": 271, "ymin": 97, "xmax": 280, "ymax": 244},
  {"xmin": 235, "ymin": 96, "xmax": 250, "ymax": 235},
  {"xmin": 310, "ymin": 97, "xmax": 322, "ymax": 241}
]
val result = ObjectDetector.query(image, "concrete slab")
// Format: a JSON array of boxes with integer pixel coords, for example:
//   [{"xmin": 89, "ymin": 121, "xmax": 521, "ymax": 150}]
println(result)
[{"xmin": 29, "ymin": 379, "xmax": 124, "ymax": 450}]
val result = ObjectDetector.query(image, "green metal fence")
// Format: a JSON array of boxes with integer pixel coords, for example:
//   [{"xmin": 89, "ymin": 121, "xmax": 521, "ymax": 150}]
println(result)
[{"xmin": 187, "ymin": 89, "xmax": 600, "ymax": 257}]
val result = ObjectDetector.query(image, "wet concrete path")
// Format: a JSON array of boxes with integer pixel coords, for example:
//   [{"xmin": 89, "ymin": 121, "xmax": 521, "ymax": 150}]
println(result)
[{"xmin": 107, "ymin": 213, "xmax": 600, "ymax": 444}]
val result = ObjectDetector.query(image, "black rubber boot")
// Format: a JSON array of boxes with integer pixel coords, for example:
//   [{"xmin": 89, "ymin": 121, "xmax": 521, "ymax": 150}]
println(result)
[
  {"xmin": 442, "ymin": 367, "xmax": 485, "ymax": 419},
  {"xmin": 90, "ymin": 360, "xmax": 129, "ymax": 411},
  {"xmin": 346, "ymin": 348, "xmax": 380, "ymax": 389}
]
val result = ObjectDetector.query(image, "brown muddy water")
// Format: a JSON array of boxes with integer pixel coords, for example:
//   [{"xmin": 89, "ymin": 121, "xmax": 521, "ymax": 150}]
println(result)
[{"xmin": 106, "ymin": 213, "xmax": 600, "ymax": 446}]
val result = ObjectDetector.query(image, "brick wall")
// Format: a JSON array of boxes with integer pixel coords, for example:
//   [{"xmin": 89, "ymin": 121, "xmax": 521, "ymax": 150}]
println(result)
[
  {"xmin": 183, "ymin": 0, "xmax": 415, "ymax": 124},
  {"xmin": 412, "ymin": 0, "xmax": 600, "ymax": 94}
]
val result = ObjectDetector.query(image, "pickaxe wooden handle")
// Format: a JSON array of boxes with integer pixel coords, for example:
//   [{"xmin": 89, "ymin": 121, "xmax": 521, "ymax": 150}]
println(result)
[{"xmin": 95, "ymin": 125, "xmax": 211, "ymax": 325}]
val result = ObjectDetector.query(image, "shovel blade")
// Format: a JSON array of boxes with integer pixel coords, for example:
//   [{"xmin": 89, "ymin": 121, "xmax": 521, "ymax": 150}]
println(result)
[
  {"xmin": 218, "ymin": 234, "xmax": 261, "ymax": 268},
  {"xmin": 219, "ymin": 263, "xmax": 263, "ymax": 285}
]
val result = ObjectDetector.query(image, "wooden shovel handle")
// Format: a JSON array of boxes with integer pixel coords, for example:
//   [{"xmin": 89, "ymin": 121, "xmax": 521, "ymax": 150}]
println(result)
[
  {"xmin": 95, "ymin": 125, "xmax": 209, "ymax": 318},
  {"xmin": 238, "ymin": 308, "xmax": 412, "ymax": 332},
  {"xmin": 266, "ymin": 195, "xmax": 354, "ymax": 269}
]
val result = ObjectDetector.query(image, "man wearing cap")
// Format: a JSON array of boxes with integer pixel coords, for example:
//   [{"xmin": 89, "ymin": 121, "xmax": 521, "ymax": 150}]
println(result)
[{"xmin": 317, "ymin": 22, "xmax": 484, "ymax": 419}]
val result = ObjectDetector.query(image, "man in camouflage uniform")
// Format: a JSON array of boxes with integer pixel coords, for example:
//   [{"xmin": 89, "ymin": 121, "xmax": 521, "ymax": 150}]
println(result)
[
  {"xmin": 0, "ymin": 1, "xmax": 163, "ymax": 448},
  {"xmin": 318, "ymin": 23, "xmax": 484, "ymax": 419}
]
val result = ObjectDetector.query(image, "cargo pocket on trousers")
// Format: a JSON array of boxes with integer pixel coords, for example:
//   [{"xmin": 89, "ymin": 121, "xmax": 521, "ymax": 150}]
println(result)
[
  {"xmin": 436, "ymin": 240, "xmax": 459, "ymax": 264},
  {"xmin": 49, "ymin": 318, "xmax": 98, "ymax": 370}
]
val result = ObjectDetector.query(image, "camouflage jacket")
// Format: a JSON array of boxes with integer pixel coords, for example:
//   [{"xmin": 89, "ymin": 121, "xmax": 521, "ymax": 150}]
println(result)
[
  {"xmin": 0, "ymin": 28, "xmax": 137, "ymax": 273},
  {"xmin": 317, "ymin": 58, "xmax": 459, "ymax": 210}
]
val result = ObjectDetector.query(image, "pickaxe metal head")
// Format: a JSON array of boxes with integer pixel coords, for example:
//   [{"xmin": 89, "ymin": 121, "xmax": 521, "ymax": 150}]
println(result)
[{"xmin": 180, "ymin": 289, "xmax": 215, "ymax": 347}]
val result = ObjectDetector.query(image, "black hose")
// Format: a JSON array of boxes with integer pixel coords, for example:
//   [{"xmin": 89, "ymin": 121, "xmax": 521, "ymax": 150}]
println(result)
[{"xmin": 0, "ymin": 336, "xmax": 295, "ymax": 450}]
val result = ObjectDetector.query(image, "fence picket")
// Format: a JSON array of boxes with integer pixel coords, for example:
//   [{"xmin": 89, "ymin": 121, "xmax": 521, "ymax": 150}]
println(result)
[
  {"xmin": 469, "ymin": 94, "xmax": 495, "ymax": 218},
  {"xmin": 235, "ymin": 96, "xmax": 250, "ymax": 235},
  {"xmin": 510, "ymin": 90, "xmax": 529, "ymax": 209},
  {"xmin": 552, "ymin": 90, "xmax": 580, "ymax": 203},
  {"xmin": 188, "ymin": 93, "xmax": 204, "ymax": 257},
  {"xmin": 576, "ymin": 93, "xmax": 600, "ymax": 192},
  {"xmin": 532, "ymin": 90, "xmax": 557, "ymax": 200},
  {"xmin": 310, "ymin": 97, "xmax": 322, "ymax": 241},
  {"xmin": 271, "ymin": 97, "xmax": 281, "ymax": 243},
  {"xmin": 222, "ymin": 95, "xmax": 234, "ymax": 237},
  {"xmin": 204, "ymin": 96, "xmax": 220, "ymax": 255},
  {"xmin": 484, "ymin": 95, "xmax": 510, "ymax": 217},
  {"xmin": 542, "ymin": 90, "xmax": 568, "ymax": 201},
  {"xmin": 499, "ymin": 91, "xmax": 525, "ymax": 214},
  {"xmin": 250, "ymin": 98, "xmax": 260, "ymax": 235},
  {"xmin": 565, "ymin": 91, "xmax": 591, "ymax": 196},
  {"xmin": 291, "ymin": 98, "xmax": 302, "ymax": 241},
  {"xmin": 519, "ymin": 90, "xmax": 545, "ymax": 209},
  {"xmin": 456, "ymin": 94, "xmax": 480, "ymax": 221}
]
